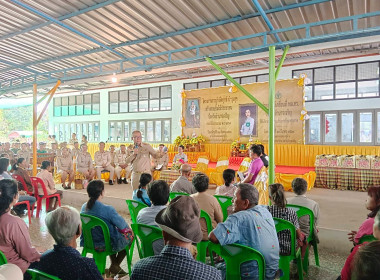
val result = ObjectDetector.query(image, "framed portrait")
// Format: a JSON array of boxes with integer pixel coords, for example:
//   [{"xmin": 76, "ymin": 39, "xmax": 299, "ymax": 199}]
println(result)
[
  {"xmin": 239, "ymin": 104, "xmax": 257, "ymax": 136},
  {"xmin": 185, "ymin": 98, "xmax": 200, "ymax": 128}
]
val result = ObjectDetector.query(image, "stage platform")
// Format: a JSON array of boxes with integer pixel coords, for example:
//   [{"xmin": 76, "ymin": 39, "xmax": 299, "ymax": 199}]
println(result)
[{"xmin": 58, "ymin": 181, "xmax": 366, "ymax": 255}]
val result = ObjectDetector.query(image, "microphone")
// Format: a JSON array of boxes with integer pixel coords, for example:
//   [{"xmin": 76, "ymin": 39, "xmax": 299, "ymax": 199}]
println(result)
[{"xmin": 134, "ymin": 143, "xmax": 139, "ymax": 149}]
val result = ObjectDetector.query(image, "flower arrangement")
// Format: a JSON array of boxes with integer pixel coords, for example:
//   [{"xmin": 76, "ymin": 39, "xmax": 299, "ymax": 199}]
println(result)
[
  {"xmin": 172, "ymin": 158, "xmax": 185, "ymax": 170},
  {"xmin": 174, "ymin": 135, "xmax": 206, "ymax": 146}
]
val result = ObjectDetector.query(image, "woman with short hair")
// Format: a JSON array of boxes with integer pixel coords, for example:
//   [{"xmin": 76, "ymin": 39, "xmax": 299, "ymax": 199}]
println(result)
[
  {"xmin": 0, "ymin": 179, "xmax": 40, "ymax": 273},
  {"xmin": 36, "ymin": 161, "xmax": 62, "ymax": 212},
  {"xmin": 29, "ymin": 206, "xmax": 103, "ymax": 280}
]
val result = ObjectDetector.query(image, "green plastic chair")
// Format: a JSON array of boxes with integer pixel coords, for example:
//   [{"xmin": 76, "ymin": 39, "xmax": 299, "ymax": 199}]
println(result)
[
  {"xmin": 168, "ymin": 192, "xmax": 189, "ymax": 202},
  {"xmin": 131, "ymin": 223, "xmax": 163, "ymax": 258},
  {"xmin": 287, "ymin": 204, "xmax": 319, "ymax": 273},
  {"xmin": 80, "ymin": 213, "xmax": 134, "ymax": 276},
  {"xmin": 273, "ymin": 217, "xmax": 303, "ymax": 280},
  {"xmin": 209, "ymin": 243, "xmax": 266, "ymax": 280},
  {"xmin": 0, "ymin": 250, "xmax": 7, "ymax": 265},
  {"xmin": 214, "ymin": 195, "xmax": 233, "ymax": 221},
  {"xmin": 196, "ymin": 210, "xmax": 213, "ymax": 263},
  {"xmin": 126, "ymin": 199, "xmax": 148, "ymax": 224},
  {"xmin": 359, "ymin": 234, "xmax": 377, "ymax": 244},
  {"xmin": 26, "ymin": 269, "xmax": 61, "ymax": 280}
]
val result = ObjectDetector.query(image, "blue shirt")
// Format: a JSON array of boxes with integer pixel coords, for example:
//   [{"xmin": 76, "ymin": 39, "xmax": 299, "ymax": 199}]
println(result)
[
  {"xmin": 29, "ymin": 245, "xmax": 103, "ymax": 280},
  {"xmin": 132, "ymin": 188, "xmax": 151, "ymax": 206},
  {"xmin": 80, "ymin": 200, "xmax": 128, "ymax": 251},
  {"xmin": 131, "ymin": 245, "xmax": 222, "ymax": 280},
  {"xmin": 213, "ymin": 205, "xmax": 279, "ymax": 279}
]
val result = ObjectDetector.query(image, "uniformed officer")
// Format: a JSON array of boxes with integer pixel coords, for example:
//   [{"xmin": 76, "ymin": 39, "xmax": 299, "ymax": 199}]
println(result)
[
  {"xmin": 109, "ymin": 145, "xmax": 116, "ymax": 168},
  {"xmin": 94, "ymin": 142, "xmax": 114, "ymax": 185},
  {"xmin": 125, "ymin": 130, "xmax": 162, "ymax": 190},
  {"xmin": 57, "ymin": 147, "xmax": 74, "ymax": 189},
  {"xmin": 240, "ymin": 109, "xmax": 255, "ymax": 136},
  {"xmin": 2, "ymin": 142, "xmax": 15, "ymax": 160},
  {"xmin": 76, "ymin": 144, "xmax": 95, "ymax": 181},
  {"xmin": 17, "ymin": 143, "xmax": 31, "ymax": 168},
  {"xmin": 152, "ymin": 144, "xmax": 169, "ymax": 171},
  {"xmin": 37, "ymin": 142, "xmax": 48, "ymax": 153},
  {"xmin": 114, "ymin": 144, "xmax": 131, "ymax": 184},
  {"xmin": 71, "ymin": 141, "xmax": 80, "ymax": 158}
]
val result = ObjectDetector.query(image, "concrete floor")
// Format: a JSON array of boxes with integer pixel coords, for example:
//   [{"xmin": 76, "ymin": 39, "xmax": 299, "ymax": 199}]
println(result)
[{"xmin": 25, "ymin": 182, "xmax": 369, "ymax": 279}]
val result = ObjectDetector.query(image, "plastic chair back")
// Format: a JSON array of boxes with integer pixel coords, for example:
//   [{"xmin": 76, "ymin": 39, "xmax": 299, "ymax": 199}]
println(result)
[
  {"xmin": 0, "ymin": 250, "xmax": 7, "ymax": 265},
  {"xmin": 26, "ymin": 269, "xmax": 61, "ymax": 280},
  {"xmin": 30, "ymin": 176, "xmax": 49, "ymax": 197},
  {"xmin": 196, "ymin": 210, "xmax": 213, "ymax": 263},
  {"xmin": 126, "ymin": 200, "xmax": 148, "ymax": 224},
  {"xmin": 131, "ymin": 223, "xmax": 163, "ymax": 258},
  {"xmin": 273, "ymin": 218, "xmax": 297, "ymax": 257},
  {"xmin": 12, "ymin": 174, "xmax": 33, "ymax": 195},
  {"xmin": 214, "ymin": 195, "xmax": 233, "ymax": 221},
  {"xmin": 209, "ymin": 243, "xmax": 265, "ymax": 280},
  {"xmin": 359, "ymin": 234, "xmax": 377, "ymax": 244},
  {"xmin": 286, "ymin": 204, "xmax": 314, "ymax": 243},
  {"xmin": 215, "ymin": 156, "xmax": 229, "ymax": 173},
  {"xmin": 196, "ymin": 156, "xmax": 209, "ymax": 173},
  {"xmin": 168, "ymin": 192, "xmax": 189, "ymax": 202}
]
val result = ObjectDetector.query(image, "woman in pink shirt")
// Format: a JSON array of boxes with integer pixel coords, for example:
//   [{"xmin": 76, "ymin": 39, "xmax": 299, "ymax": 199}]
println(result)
[
  {"xmin": 0, "ymin": 179, "xmax": 40, "ymax": 273},
  {"xmin": 241, "ymin": 145, "xmax": 264, "ymax": 185},
  {"xmin": 348, "ymin": 185, "xmax": 380, "ymax": 245}
]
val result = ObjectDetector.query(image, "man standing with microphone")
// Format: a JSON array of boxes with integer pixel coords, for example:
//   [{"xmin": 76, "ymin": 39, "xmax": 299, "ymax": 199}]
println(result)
[{"xmin": 126, "ymin": 130, "xmax": 162, "ymax": 191}]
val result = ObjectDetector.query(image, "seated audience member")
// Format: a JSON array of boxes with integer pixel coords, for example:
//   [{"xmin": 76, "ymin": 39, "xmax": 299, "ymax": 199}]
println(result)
[
  {"xmin": 0, "ymin": 264, "xmax": 23, "ymax": 280},
  {"xmin": 69, "ymin": 133, "xmax": 78, "ymax": 146},
  {"xmin": 347, "ymin": 185, "xmax": 380, "ymax": 245},
  {"xmin": 215, "ymin": 168, "xmax": 237, "ymax": 197},
  {"xmin": 137, "ymin": 180, "xmax": 170, "ymax": 255},
  {"xmin": 287, "ymin": 178, "xmax": 320, "ymax": 243},
  {"xmin": 259, "ymin": 144, "xmax": 269, "ymax": 168},
  {"xmin": 12, "ymin": 158, "xmax": 33, "ymax": 193},
  {"xmin": 0, "ymin": 157, "xmax": 12, "ymax": 180},
  {"xmin": 29, "ymin": 206, "xmax": 103, "ymax": 280},
  {"xmin": 0, "ymin": 179, "xmax": 40, "ymax": 273},
  {"xmin": 340, "ymin": 210, "xmax": 380, "ymax": 280},
  {"xmin": 241, "ymin": 145, "xmax": 264, "ymax": 184},
  {"xmin": 2, "ymin": 142, "xmax": 14, "ymax": 160},
  {"xmin": 209, "ymin": 183, "xmax": 280, "ymax": 280},
  {"xmin": 81, "ymin": 180, "xmax": 134, "ymax": 277},
  {"xmin": 151, "ymin": 144, "xmax": 169, "ymax": 172},
  {"xmin": 115, "ymin": 144, "xmax": 130, "ymax": 184},
  {"xmin": 81, "ymin": 135, "xmax": 88, "ymax": 145},
  {"xmin": 37, "ymin": 161, "xmax": 63, "ymax": 212},
  {"xmin": 132, "ymin": 173, "xmax": 152, "ymax": 206},
  {"xmin": 351, "ymin": 240, "xmax": 380, "ymax": 280},
  {"xmin": 76, "ymin": 144, "xmax": 95, "ymax": 182},
  {"xmin": 191, "ymin": 173, "xmax": 223, "ymax": 240},
  {"xmin": 109, "ymin": 145, "xmax": 116, "ymax": 168},
  {"xmin": 267, "ymin": 183, "xmax": 304, "ymax": 256},
  {"xmin": 71, "ymin": 141, "xmax": 80, "ymax": 158},
  {"xmin": 11, "ymin": 141, "xmax": 20, "ymax": 155},
  {"xmin": 56, "ymin": 147, "xmax": 74, "ymax": 189},
  {"xmin": 170, "ymin": 163, "xmax": 196, "ymax": 194},
  {"xmin": 94, "ymin": 142, "xmax": 114, "ymax": 185},
  {"xmin": 16, "ymin": 143, "xmax": 30, "ymax": 168},
  {"xmin": 37, "ymin": 142, "xmax": 48, "ymax": 153},
  {"xmin": 49, "ymin": 142, "xmax": 59, "ymax": 156},
  {"xmin": 131, "ymin": 196, "xmax": 222, "ymax": 280},
  {"xmin": 173, "ymin": 145, "xmax": 188, "ymax": 164}
]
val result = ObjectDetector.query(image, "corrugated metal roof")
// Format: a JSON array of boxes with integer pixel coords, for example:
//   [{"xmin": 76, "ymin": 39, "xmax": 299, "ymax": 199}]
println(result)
[{"xmin": 1, "ymin": 0, "xmax": 380, "ymax": 96}]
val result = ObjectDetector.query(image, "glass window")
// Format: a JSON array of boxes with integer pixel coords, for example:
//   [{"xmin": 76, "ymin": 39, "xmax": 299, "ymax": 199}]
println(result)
[
  {"xmin": 309, "ymin": 114, "xmax": 321, "ymax": 143},
  {"xmin": 358, "ymin": 80, "xmax": 379, "ymax": 97},
  {"xmin": 359, "ymin": 112, "xmax": 372, "ymax": 143},
  {"xmin": 120, "ymin": 91, "xmax": 128, "ymax": 113},
  {"xmin": 161, "ymin": 86, "xmax": 171, "ymax": 98},
  {"xmin": 129, "ymin": 90, "xmax": 138, "ymax": 112},
  {"xmin": 64, "ymin": 124, "xmax": 70, "ymax": 141},
  {"xmin": 129, "ymin": 101, "xmax": 138, "ymax": 112},
  {"xmin": 82, "ymin": 123, "xmax": 87, "ymax": 140},
  {"xmin": 76, "ymin": 95, "xmax": 83, "ymax": 115},
  {"xmin": 139, "ymin": 88, "xmax": 148, "ymax": 100},
  {"xmin": 54, "ymin": 98, "xmax": 61, "ymax": 116},
  {"xmin": 293, "ymin": 69, "xmax": 313, "ymax": 82},
  {"xmin": 109, "ymin": 122, "xmax": 115, "ymax": 142},
  {"xmin": 61, "ymin": 97, "xmax": 69, "ymax": 116},
  {"xmin": 139, "ymin": 121, "xmax": 145, "ymax": 141},
  {"xmin": 184, "ymin": 83, "xmax": 197, "ymax": 90},
  {"xmin": 84, "ymin": 95, "xmax": 92, "ymax": 115},
  {"xmin": 59, "ymin": 124, "xmax": 64, "ymax": 141},
  {"xmin": 149, "ymin": 87, "xmax": 159, "ymax": 99},
  {"xmin": 240, "ymin": 76, "xmax": 256, "ymax": 84},
  {"xmin": 358, "ymin": 62, "xmax": 379, "ymax": 80},
  {"xmin": 88, "ymin": 123, "xmax": 93, "ymax": 141},
  {"xmin": 129, "ymin": 90, "xmax": 138, "ymax": 101},
  {"xmin": 68, "ymin": 96, "xmax": 76, "ymax": 116},
  {"xmin": 124, "ymin": 122, "xmax": 130, "ymax": 142},
  {"xmin": 94, "ymin": 123, "xmax": 99, "ymax": 142},
  {"xmin": 149, "ymin": 99, "xmax": 159, "ymax": 111},
  {"xmin": 198, "ymin": 81, "xmax": 210, "ymax": 89},
  {"xmin": 336, "ymin": 65, "xmax": 356, "ymax": 81},
  {"xmin": 139, "ymin": 100, "xmax": 149, "ymax": 112},
  {"xmin": 315, "ymin": 67, "xmax": 334, "ymax": 83},
  {"xmin": 115, "ymin": 122, "xmax": 122, "ymax": 142},
  {"xmin": 257, "ymin": 74, "xmax": 269, "ymax": 82},
  {"xmin": 155, "ymin": 121, "xmax": 161, "ymax": 142},
  {"xmin": 325, "ymin": 113, "xmax": 337, "ymax": 142},
  {"xmin": 304, "ymin": 86, "xmax": 312, "ymax": 101},
  {"xmin": 147, "ymin": 121, "xmax": 154, "ymax": 141},
  {"xmin": 315, "ymin": 84, "xmax": 333, "ymax": 100},
  {"xmin": 377, "ymin": 112, "xmax": 380, "ymax": 143},
  {"xmin": 109, "ymin": 91, "xmax": 119, "ymax": 113},
  {"xmin": 160, "ymin": 98, "xmax": 171, "ymax": 110},
  {"xmin": 92, "ymin": 93, "xmax": 100, "ymax": 114},
  {"xmin": 341, "ymin": 113, "xmax": 354, "ymax": 143},
  {"xmin": 211, "ymin": 79, "xmax": 226, "ymax": 87},
  {"xmin": 335, "ymin": 82, "xmax": 356, "ymax": 99},
  {"xmin": 130, "ymin": 121, "xmax": 137, "ymax": 135},
  {"xmin": 164, "ymin": 120, "xmax": 170, "ymax": 142}
]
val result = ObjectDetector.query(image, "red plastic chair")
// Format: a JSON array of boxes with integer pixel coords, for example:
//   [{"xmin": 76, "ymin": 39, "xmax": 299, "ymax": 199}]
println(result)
[
  {"xmin": 30, "ymin": 177, "xmax": 61, "ymax": 218},
  {"xmin": 13, "ymin": 200, "xmax": 32, "ymax": 224},
  {"xmin": 12, "ymin": 174, "xmax": 33, "ymax": 196}
]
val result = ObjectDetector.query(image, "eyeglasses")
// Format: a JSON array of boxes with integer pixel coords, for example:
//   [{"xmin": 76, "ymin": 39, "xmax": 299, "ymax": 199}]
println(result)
[{"xmin": 132, "ymin": 136, "xmax": 142, "ymax": 139}]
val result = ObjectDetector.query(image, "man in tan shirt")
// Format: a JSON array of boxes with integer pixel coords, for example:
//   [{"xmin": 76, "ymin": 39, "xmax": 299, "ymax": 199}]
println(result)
[
  {"xmin": 76, "ymin": 144, "xmax": 95, "ymax": 181},
  {"xmin": 115, "ymin": 144, "xmax": 131, "ymax": 184},
  {"xmin": 94, "ymin": 142, "xmax": 114, "ymax": 185},
  {"xmin": 109, "ymin": 145, "xmax": 117, "ymax": 167},
  {"xmin": 151, "ymin": 144, "xmax": 169, "ymax": 172},
  {"xmin": 190, "ymin": 173, "xmax": 223, "ymax": 240},
  {"xmin": 71, "ymin": 141, "xmax": 80, "ymax": 158},
  {"xmin": 125, "ymin": 130, "xmax": 162, "ymax": 190},
  {"xmin": 57, "ymin": 147, "xmax": 74, "ymax": 189},
  {"xmin": 17, "ymin": 143, "xmax": 31, "ymax": 168}
]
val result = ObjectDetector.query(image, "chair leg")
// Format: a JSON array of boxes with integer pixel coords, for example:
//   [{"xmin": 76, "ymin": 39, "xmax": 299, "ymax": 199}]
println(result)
[
  {"xmin": 135, "ymin": 238, "xmax": 143, "ymax": 259},
  {"xmin": 303, "ymin": 246, "xmax": 310, "ymax": 274},
  {"xmin": 279, "ymin": 257, "xmax": 290, "ymax": 280},
  {"xmin": 26, "ymin": 201, "xmax": 31, "ymax": 224},
  {"xmin": 93, "ymin": 253, "xmax": 107, "ymax": 275},
  {"xmin": 36, "ymin": 199, "xmax": 42, "ymax": 218},
  {"xmin": 297, "ymin": 253, "xmax": 304, "ymax": 280},
  {"xmin": 125, "ymin": 247, "xmax": 133, "ymax": 275},
  {"xmin": 312, "ymin": 241, "xmax": 320, "ymax": 267}
]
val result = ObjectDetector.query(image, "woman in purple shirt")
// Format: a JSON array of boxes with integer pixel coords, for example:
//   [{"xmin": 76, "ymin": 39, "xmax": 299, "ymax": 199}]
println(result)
[{"xmin": 242, "ymin": 145, "xmax": 264, "ymax": 185}]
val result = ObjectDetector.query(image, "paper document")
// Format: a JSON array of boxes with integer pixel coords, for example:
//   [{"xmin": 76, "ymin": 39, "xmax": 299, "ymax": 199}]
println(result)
[{"xmin": 156, "ymin": 164, "xmax": 163, "ymax": 170}]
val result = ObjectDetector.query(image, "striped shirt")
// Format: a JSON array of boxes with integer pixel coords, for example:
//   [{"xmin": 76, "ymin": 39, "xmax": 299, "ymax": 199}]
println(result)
[{"xmin": 267, "ymin": 205, "xmax": 299, "ymax": 255}]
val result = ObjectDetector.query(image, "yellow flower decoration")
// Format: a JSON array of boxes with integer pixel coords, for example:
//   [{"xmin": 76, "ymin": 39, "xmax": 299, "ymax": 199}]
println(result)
[
  {"xmin": 228, "ymin": 85, "xmax": 238, "ymax": 93},
  {"xmin": 180, "ymin": 118, "xmax": 186, "ymax": 127},
  {"xmin": 297, "ymin": 73, "xmax": 307, "ymax": 87},
  {"xmin": 181, "ymin": 90, "xmax": 186, "ymax": 99}
]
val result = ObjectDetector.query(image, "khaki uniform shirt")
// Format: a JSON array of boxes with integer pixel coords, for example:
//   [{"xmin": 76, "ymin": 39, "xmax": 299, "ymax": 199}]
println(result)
[
  {"xmin": 152, "ymin": 152, "xmax": 169, "ymax": 169},
  {"xmin": 77, "ymin": 152, "xmax": 93, "ymax": 169},
  {"xmin": 109, "ymin": 151, "xmax": 116, "ymax": 166},
  {"xmin": 115, "ymin": 151, "xmax": 129, "ymax": 166},
  {"xmin": 3, "ymin": 150, "xmax": 14, "ymax": 159},
  {"xmin": 126, "ymin": 143, "xmax": 159, "ymax": 173},
  {"xmin": 71, "ymin": 148, "xmax": 80, "ymax": 158},
  {"xmin": 94, "ymin": 151, "xmax": 111, "ymax": 167},
  {"xmin": 17, "ymin": 150, "xmax": 30, "ymax": 164},
  {"xmin": 57, "ymin": 155, "xmax": 73, "ymax": 172}
]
